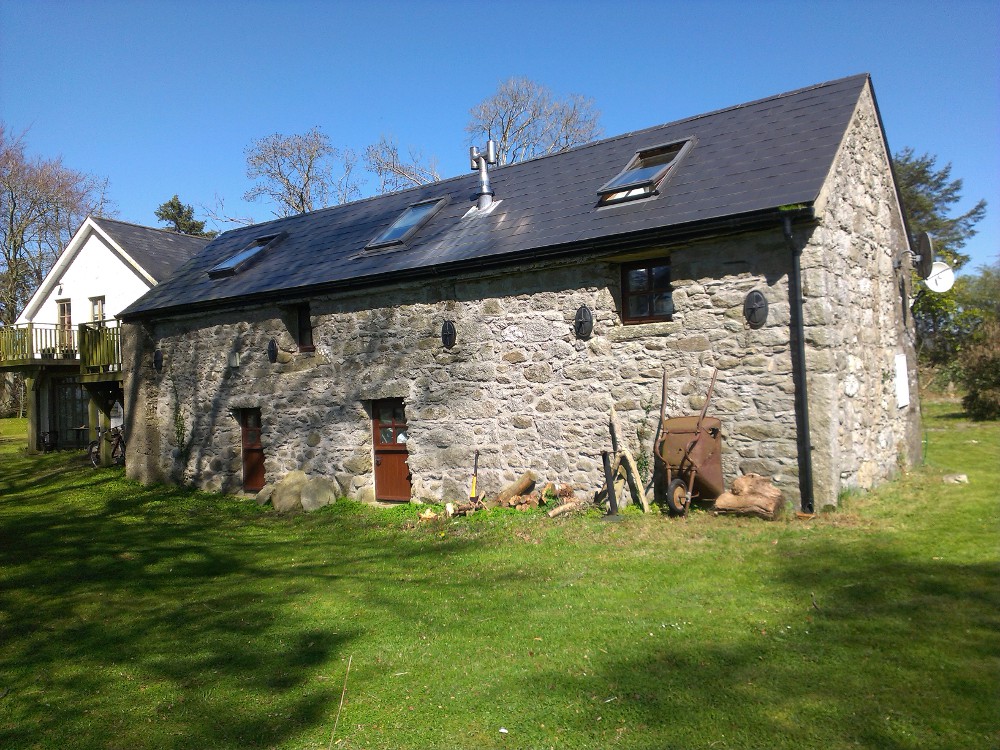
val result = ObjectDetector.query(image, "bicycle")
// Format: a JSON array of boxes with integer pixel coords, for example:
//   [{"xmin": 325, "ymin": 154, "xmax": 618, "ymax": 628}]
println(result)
[{"xmin": 88, "ymin": 426, "xmax": 125, "ymax": 468}]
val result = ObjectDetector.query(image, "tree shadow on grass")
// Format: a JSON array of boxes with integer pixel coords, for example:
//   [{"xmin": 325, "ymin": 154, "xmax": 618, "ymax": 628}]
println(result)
[
  {"xmin": 520, "ymin": 538, "xmax": 999, "ymax": 750},
  {"xmin": 0, "ymin": 454, "xmax": 476, "ymax": 749}
]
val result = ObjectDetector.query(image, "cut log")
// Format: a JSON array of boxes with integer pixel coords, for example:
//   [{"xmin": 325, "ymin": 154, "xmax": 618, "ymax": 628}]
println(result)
[
  {"xmin": 714, "ymin": 473, "xmax": 784, "ymax": 520},
  {"xmin": 619, "ymin": 448, "xmax": 651, "ymax": 513},
  {"xmin": 547, "ymin": 499, "xmax": 589, "ymax": 518},
  {"xmin": 495, "ymin": 471, "xmax": 536, "ymax": 506}
]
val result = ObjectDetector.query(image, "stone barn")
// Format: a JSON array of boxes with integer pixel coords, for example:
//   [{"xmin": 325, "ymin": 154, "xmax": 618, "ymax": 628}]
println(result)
[{"xmin": 120, "ymin": 74, "xmax": 921, "ymax": 512}]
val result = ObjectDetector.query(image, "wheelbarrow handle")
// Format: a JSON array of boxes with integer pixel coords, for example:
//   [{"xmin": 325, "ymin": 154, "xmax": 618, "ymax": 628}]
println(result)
[{"xmin": 695, "ymin": 367, "xmax": 719, "ymax": 432}]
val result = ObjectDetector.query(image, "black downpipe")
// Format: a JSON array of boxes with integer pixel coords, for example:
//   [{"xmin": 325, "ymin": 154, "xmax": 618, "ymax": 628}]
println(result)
[{"xmin": 783, "ymin": 215, "xmax": 815, "ymax": 513}]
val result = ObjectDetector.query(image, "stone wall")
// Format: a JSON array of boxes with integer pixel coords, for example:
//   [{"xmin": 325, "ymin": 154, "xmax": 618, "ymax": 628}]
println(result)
[
  {"xmin": 125, "ymin": 230, "xmax": 811, "ymax": 505},
  {"xmin": 804, "ymin": 83, "xmax": 922, "ymax": 506},
  {"xmin": 122, "ymin": 82, "xmax": 920, "ymax": 509}
]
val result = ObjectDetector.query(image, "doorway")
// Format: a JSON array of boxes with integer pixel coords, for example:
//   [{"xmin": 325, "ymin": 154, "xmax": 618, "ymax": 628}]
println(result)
[
  {"xmin": 240, "ymin": 408, "xmax": 265, "ymax": 492},
  {"xmin": 372, "ymin": 399, "xmax": 411, "ymax": 501}
]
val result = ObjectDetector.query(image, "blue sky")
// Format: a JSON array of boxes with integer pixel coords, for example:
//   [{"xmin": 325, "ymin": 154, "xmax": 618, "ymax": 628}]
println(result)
[{"xmin": 2, "ymin": 0, "xmax": 997, "ymax": 272}]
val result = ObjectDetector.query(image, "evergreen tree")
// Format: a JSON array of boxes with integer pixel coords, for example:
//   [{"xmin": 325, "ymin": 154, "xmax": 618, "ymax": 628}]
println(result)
[
  {"xmin": 893, "ymin": 148, "xmax": 986, "ymax": 362},
  {"xmin": 154, "ymin": 195, "xmax": 217, "ymax": 237}
]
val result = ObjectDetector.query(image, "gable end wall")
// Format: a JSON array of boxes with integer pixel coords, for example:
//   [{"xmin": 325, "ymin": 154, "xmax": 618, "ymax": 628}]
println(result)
[{"xmin": 802, "ymin": 84, "xmax": 921, "ymax": 506}]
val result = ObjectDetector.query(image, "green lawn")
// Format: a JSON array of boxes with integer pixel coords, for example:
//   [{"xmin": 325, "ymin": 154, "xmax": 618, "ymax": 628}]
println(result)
[{"xmin": 1, "ymin": 403, "xmax": 997, "ymax": 750}]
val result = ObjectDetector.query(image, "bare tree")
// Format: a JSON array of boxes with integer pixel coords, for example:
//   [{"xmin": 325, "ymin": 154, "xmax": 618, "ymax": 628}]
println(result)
[
  {"xmin": 466, "ymin": 77, "xmax": 602, "ymax": 165},
  {"xmin": 202, "ymin": 194, "xmax": 256, "ymax": 230},
  {"xmin": 0, "ymin": 123, "xmax": 114, "ymax": 325},
  {"xmin": 364, "ymin": 135, "xmax": 441, "ymax": 194},
  {"xmin": 243, "ymin": 127, "xmax": 360, "ymax": 216}
]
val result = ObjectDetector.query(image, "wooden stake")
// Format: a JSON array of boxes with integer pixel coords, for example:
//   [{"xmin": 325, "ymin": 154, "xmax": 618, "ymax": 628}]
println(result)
[{"xmin": 328, "ymin": 654, "xmax": 352, "ymax": 750}]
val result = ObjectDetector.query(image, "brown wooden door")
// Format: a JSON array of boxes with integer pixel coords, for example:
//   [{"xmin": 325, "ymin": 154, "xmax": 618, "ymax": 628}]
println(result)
[
  {"xmin": 373, "ymin": 399, "xmax": 411, "ymax": 501},
  {"xmin": 240, "ymin": 409, "xmax": 265, "ymax": 492}
]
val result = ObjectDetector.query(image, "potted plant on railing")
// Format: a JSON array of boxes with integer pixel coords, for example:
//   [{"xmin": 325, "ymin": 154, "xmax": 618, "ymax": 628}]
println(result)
[
  {"xmin": 41, "ymin": 347, "xmax": 57, "ymax": 359},
  {"xmin": 61, "ymin": 348, "xmax": 77, "ymax": 359}
]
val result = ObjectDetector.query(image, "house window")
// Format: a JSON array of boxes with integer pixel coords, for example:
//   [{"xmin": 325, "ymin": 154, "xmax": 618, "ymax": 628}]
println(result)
[
  {"xmin": 207, "ymin": 232, "xmax": 287, "ymax": 278},
  {"xmin": 90, "ymin": 296, "xmax": 105, "ymax": 324},
  {"xmin": 598, "ymin": 140, "xmax": 691, "ymax": 205},
  {"xmin": 296, "ymin": 303, "xmax": 314, "ymax": 352},
  {"xmin": 621, "ymin": 260, "xmax": 674, "ymax": 323},
  {"xmin": 57, "ymin": 299, "xmax": 72, "ymax": 347},
  {"xmin": 367, "ymin": 198, "xmax": 447, "ymax": 249}
]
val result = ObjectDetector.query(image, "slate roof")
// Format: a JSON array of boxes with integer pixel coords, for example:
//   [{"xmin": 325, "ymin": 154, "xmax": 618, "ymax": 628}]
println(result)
[
  {"xmin": 123, "ymin": 74, "xmax": 871, "ymax": 320},
  {"xmin": 93, "ymin": 217, "xmax": 210, "ymax": 282}
]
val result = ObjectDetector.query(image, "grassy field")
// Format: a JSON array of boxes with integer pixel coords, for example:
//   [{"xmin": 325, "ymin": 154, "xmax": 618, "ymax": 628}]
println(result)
[{"xmin": 0, "ymin": 403, "xmax": 997, "ymax": 750}]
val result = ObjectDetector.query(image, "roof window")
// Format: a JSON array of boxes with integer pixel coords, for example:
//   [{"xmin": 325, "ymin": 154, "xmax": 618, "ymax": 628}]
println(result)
[
  {"xmin": 207, "ymin": 232, "xmax": 287, "ymax": 279},
  {"xmin": 599, "ymin": 140, "xmax": 691, "ymax": 205},
  {"xmin": 367, "ymin": 198, "xmax": 447, "ymax": 249}
]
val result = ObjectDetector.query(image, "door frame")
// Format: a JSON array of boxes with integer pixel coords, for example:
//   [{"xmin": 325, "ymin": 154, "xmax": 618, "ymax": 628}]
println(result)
[
  {"xmin": 239, "ymin": 408, "xmax": 265, "ymax": 493},
  {"xmin": 372, "ymin": 398, "xmax": 411, "ymax": 502}
]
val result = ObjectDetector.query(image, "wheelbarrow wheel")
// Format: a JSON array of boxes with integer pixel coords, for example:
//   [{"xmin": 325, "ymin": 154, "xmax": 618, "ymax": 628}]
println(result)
[{"xmin": 666, "ymin": 478, "xmax": 689, "ymax": 516}]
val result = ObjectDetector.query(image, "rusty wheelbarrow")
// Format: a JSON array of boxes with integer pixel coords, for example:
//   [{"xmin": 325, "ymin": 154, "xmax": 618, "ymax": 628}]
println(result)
[{"xmin": 655, "ymin": 368, "xmax": 725, "ymax": 516}]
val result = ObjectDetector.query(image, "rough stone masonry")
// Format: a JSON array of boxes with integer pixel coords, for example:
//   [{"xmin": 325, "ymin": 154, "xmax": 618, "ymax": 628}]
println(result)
[{"xmin": 123, "ymin": 87, "xmax": 920, "ymax": 510}]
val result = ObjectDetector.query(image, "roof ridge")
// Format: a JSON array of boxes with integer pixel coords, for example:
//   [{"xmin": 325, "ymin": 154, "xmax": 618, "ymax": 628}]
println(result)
[
  {"xmin": 92, "ymin": 215, "xmax": 212, "ymax": 241},
  {"xmin": 497, "ymin": 74, "xmax": 872, "ymax": 167},
  {"xmin": 236, "ymin": 75, "xmax": 871, "ymax": 228}
]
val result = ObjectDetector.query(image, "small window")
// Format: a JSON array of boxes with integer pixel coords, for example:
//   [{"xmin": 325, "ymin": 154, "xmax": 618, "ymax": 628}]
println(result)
[
  {"xmin": 57, "ymin": 299, "xmax": 73, "ymax": 347},
  {"xmin": 90, "ymin": 296, "xmax": 105, "ymax": 324},
  {"xmin": 367, "ymin": 198, "xmax": 446, "ymax": 249},
  {"xmin": 621, "ymin": 260, "xmax": 674, "ymax": 323},
  {"xmin": 599, "ymin": 140, "xmax": 691, "ymax": 205},
  {"xmin": 207, "ymin": 232, "xmax": 287, "ymax": 278},
  {"xmin": 296, "ymin": 303, "xmax": 314, "ymax": 352}
]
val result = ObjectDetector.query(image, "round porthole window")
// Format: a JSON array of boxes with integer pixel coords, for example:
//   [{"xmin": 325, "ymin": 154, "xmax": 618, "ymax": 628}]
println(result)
[
  {"xmin": 574, "ymin": 305, "xmax": 594, "ymax": 339},
  {"xmin": 743, "ymin": 290, "xmax": 768, "ymax": 329},
  {"xmin": 441, "ymin": 320, "xmax": 457, "ymax": 349}
]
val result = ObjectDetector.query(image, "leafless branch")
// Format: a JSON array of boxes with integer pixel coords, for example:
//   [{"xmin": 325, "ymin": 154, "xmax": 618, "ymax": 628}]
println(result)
[
  {"xmin": 243, "ymin": 126, "xmax": 360, "ymax": 217},
  {"xmin": 364, "ymin": 135, "xmax": 441, "ymax": 194},
  {"xmin": 466, "ymin": 77, "xmax": 601, "ymax": 165}
]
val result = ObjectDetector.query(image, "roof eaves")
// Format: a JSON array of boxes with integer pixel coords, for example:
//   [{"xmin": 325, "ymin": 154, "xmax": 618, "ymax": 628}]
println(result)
[{"xmin": 120, "ymin": 204, "xmax": 817, "ymax": 323}]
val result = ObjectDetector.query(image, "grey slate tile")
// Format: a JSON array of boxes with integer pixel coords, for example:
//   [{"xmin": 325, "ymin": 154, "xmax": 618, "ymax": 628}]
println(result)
[{"xmin": 123, "ymin": 74, "xmax": 871, "ymax": 319}]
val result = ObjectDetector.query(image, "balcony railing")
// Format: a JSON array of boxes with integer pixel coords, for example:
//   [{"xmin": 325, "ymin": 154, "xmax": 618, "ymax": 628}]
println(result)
[
  {"xmin": 0, "ymin": 320, "xmax": 122, "ymax": 374},
  {"xmin": 79, "ymin": 321, "xmax": 122, "ymax": 373},
  {"xmin": 0, "ymin": 323, "xmax": 78, "ymax": 363}
]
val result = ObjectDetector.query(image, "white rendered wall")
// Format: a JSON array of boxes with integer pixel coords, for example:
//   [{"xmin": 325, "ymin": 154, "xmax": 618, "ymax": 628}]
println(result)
[{"xmin": 17, "ymin": 232, "xmax": 152, "ymax": 326}]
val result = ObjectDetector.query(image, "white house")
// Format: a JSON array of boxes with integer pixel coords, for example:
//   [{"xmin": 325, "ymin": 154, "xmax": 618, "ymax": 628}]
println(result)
[{"xmin": 1, "ymin": 217, "xmax": 209, "ymax": 452}]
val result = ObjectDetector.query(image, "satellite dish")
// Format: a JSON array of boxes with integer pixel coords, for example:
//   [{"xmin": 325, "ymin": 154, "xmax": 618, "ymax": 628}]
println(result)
[
  {"xmin": 915, "ymin": 232, "xmax": 934, "ymax": 279},
  {"xmin": 925, "ymin": 261, "xmax": 954, "ymax": 293}
]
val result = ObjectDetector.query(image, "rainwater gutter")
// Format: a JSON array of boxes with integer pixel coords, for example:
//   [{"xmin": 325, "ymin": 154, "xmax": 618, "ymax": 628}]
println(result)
[{"xmin": 782, "ymin": 212, "xmax": 815, "ymax": 514}]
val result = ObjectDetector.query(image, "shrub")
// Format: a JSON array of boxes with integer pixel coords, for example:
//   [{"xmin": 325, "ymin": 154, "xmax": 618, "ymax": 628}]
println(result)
[{"xmin": 960, "ymin": 321, "xmax": 1000, "ymax": 420}]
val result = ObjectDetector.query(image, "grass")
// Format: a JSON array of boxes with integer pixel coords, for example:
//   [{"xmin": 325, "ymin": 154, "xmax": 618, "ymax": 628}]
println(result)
[{"xmin": 0, "ymin": 403, "xmax": 997, "ymax": 750}]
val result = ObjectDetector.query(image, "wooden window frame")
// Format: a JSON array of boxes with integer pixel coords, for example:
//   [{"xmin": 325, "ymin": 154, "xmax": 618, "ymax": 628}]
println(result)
[
  {"xmin": 372, "ymin": 399, "xmax": 408, "ymax": 447},
  {"xmin": 620, "ymin": 259, "xmax": 674, "ymax": 324},
  {"xmin": 56, "ymin": 299, "xmax": 73, "ymax": 347},
  {"xmin": 296, "ymin": 303, "xmax": 315, "ymax": 352},
  {"xmin": 90, "ymin": 296, "xmax": 105, "ymax": 324}
]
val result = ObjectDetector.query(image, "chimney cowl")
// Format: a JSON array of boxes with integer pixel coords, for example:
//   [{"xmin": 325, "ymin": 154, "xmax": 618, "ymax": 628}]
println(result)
[{"xmin": 470, "ymin": 139, "xmax": 498, "ymax": 209}]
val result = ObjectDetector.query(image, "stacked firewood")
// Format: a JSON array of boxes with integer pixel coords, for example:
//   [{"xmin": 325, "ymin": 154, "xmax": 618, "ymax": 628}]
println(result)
[{"xmin": 445, "ymin": 471, "xmax": 586, "ymax": 518}]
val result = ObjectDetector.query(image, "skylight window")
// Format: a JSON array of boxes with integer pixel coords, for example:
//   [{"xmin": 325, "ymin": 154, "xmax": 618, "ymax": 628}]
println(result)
[
  {"xmin": 599, "ymin": 140, "xmax": 692, "ymax": 205},
  {"xmin": 207, "ymin": 232, "xmax": 287, "ymax": 279},
  {"xmin": 367, "ymin": 198, "xmax": 447, "ymax": 249}
]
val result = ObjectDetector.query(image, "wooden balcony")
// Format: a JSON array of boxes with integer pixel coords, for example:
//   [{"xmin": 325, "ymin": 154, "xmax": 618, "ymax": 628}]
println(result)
[
  {"xmin": 0, "ymin": 323, "xmax": 80, "ymax": 370},
  {"xmin": 0, "ymin": 321, "xmax": 123, "ymax": 381},
  {"xmin": 79, "ymin": 321, "xmax": 123, "ymax": 382}
]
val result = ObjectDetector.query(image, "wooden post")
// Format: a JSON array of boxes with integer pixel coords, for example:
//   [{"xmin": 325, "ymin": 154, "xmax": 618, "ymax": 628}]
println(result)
[
  {"xmin": 24, "ymin": 374, "xmax": 38, "ymax": 453},
  {"xmin": 88, "ymin": 391, "xmax": 100, "ymax": 444}
]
